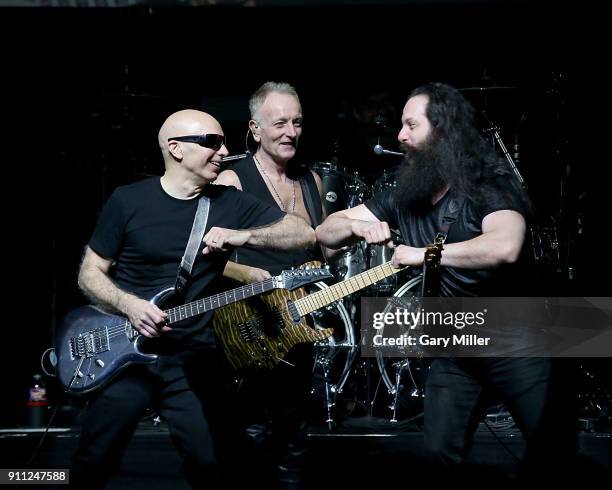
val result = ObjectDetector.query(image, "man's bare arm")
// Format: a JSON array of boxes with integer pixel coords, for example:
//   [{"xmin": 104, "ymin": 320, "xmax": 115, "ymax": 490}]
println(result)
[
  {"xmin": 203, "ymin": 214, "xmax": 316, "ymax": 254},
  {"xmin": 441, "ymin": 210, "xmax": 525, "ymax": 268},
  {"xmin": 391, "ymin": 210, "xmax": 526, "ymax": 269},
  {"xmin": 78, "ymin": 246, "xmax": 168, "ymax": 337},
  {"xmin": 223, "ymin": 261, "xmax": 272, "ymax": 284},
  {"xmin": 315, "ymin": 204, "xmax": 392, "ymax": 248}
]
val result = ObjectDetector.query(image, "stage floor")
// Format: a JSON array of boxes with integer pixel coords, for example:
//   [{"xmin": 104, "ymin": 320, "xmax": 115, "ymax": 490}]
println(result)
[{"xmin": 1, "ymin": 417, "xmax": 609, "ymax": 488}]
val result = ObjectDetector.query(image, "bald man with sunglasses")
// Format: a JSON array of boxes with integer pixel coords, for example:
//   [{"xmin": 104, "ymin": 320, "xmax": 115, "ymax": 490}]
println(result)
[{"xmin": 71, "ymin": 109, "xmax": 315, "ymax": 489}]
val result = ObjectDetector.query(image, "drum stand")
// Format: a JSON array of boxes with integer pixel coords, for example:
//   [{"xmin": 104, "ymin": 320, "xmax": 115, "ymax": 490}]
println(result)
[
  {"xmin": 310, "ymin": 289, "xmax": 359, "ymax": 430},
  {"xmin": 384, "ymin": 358, "xmax": 426, "ymax": 423},
  {"xmin": 312, "ymin": 342, "xmax": 359, "ymax": 430},
  {"xmin": 388, "ymin": 360, "xmax": 410, "ymax": 423},
  {"xmin": 312, "ymin": 354, "xmax": 337, "ymax": 429}
]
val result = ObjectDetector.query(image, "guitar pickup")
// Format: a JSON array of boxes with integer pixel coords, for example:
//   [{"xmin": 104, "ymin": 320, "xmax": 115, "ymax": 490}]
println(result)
[{"xmin": 286, "ymin": 300, "xmax": 301, "ymax": 323}]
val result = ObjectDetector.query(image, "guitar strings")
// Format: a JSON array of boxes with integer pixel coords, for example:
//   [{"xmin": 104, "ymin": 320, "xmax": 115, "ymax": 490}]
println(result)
[
  {"xmin": 294, "ymin": 262, "xmax": 398, "ymax": 313},
  {"xmin": 102, "ymin": 265, "xmax": 396, "ymax": 341},
  {"xmin": 89, "ymin": 278, "xmax": 278, "ymax": 341}
]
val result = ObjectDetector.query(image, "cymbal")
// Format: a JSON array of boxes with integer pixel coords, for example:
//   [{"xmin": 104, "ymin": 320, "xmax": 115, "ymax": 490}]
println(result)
[{"xmin": 459, "ymin": 85, "xmax": 516, "ymax": 92}]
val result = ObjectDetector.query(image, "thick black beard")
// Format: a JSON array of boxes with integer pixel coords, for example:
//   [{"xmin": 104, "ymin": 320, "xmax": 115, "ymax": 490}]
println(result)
[{"xmin": 394, "ymin": 136, "xmax": 448, "ymax": 211}]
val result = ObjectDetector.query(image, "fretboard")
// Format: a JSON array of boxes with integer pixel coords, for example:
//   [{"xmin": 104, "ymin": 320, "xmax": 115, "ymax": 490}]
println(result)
[
  {"xmin": 165, "ymin": 278, "xmax": 276, "ymax": 324},
  {"xmin": 294, "ymin": 262, "xmax": 404, "ymax": 316}
]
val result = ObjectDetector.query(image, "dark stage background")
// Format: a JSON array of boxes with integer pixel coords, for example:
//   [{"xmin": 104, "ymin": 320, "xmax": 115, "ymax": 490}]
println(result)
[{"xmin": 2, "ymin": 1, "xmax": 609, "ymax": 430}]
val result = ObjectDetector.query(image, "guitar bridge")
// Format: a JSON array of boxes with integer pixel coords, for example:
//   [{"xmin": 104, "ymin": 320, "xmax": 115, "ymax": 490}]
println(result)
[
  {"xmin": 238, "ymin": 316, "xmax": 265, "ymax": 343},
  {"xmin": 70, "ymin": 327, "xmax": 110, "ymax": 359}
]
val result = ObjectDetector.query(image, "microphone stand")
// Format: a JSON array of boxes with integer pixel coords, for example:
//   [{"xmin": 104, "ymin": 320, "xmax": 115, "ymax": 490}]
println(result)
[
  {"xmin": 481, "ymin": 110, "xmax": 526, "ymax": 188},
  {"xmin": 222, "ymin": 152, "xmax": 248, "ymax": 163},
  {"xmin": 373, "ymin": 145, "xmax": 403, "ymax": 157}
]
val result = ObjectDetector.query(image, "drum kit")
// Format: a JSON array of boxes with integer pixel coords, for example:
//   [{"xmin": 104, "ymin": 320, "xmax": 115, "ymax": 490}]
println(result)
[{"xmin": 308, "ymin": 160, "xmax": 425, "ymax": 427}]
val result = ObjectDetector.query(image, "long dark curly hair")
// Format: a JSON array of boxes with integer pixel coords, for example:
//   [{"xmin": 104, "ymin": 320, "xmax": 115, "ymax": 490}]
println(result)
[{"xmin": 409, "ymin": 82, "xmax": 531, "ymax": 216}]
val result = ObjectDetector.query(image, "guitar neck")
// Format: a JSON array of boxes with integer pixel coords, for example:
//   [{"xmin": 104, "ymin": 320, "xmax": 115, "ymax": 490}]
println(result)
[
  {"xmin": 164, "ymin": 278, "xmax": 277, "ymax": 325},
  {"xmin": 294, "ymin": 262, "xmax": 404, "ymax": 317}
]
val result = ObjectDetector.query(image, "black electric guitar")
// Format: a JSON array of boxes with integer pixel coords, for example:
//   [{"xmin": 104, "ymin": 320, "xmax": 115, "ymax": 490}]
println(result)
[{"xmin": 55, "ymin": 267, "xmax": 331, "ymax": 395}]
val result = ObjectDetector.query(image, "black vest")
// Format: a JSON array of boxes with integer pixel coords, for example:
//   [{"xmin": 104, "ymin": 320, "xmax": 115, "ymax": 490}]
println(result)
[{"xmin": 229, "ymin": 156, "xmax": 322, "ymax": 274}]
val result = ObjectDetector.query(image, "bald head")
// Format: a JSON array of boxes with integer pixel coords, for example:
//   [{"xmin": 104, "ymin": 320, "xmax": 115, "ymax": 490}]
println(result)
[{"xmin": 158, "ymin": 109, "xmax": 222, "ymax": 152}]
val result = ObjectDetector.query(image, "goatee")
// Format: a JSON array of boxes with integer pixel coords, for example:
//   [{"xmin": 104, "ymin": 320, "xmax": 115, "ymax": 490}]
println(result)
[{"xmin": 394, "ymin": 136, "xmax": 448, "ymax": 211}]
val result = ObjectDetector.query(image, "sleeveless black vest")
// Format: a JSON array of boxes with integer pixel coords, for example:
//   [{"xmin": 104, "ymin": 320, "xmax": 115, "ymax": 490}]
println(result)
[{"xmin": 229, "ymin": 155, "xmax": 322, "ymax": 274}]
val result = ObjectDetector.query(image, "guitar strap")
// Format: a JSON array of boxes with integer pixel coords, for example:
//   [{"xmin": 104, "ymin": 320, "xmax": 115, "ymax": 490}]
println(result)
[
  {"xmin": 421, "ymin": 194, "xmax": 465, "ymax": 297},
  {"xmin": 174, "ymin": 196, "xmax": 211, "ymax": 295},
  {"xmin": 436, "ymin": 194, "xmax": 465, "ymax": 245}
]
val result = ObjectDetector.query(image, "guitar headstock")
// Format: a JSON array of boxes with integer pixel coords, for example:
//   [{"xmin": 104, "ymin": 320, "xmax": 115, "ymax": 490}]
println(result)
[{"xmin": 278, "ymin": 267, "xmax": 333, "ymax": 291}]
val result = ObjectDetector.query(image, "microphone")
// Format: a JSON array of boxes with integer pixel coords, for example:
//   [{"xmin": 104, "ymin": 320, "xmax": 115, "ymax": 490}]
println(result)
[{"xmin": 373, "ymin": 144, "xmax": 403, "ymax": 157}]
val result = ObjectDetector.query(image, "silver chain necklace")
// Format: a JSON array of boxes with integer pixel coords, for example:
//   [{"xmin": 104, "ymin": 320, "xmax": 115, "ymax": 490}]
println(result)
[{"xmin": 253, "ymin": 154, "xmax": 296, "ymax": 213}]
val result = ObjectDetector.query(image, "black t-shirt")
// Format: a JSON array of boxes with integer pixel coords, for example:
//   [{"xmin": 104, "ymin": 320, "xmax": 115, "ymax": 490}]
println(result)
[
  {"xmin": 365, "ymin": 189, "xmax": 523, "ymax": 297},
  {"xmin": 89, "ymin": 177, "xmax": 284, "ymax": 357}
]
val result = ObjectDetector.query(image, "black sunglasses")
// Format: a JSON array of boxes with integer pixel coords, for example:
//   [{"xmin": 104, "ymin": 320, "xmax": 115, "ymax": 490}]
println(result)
[{"xmin": 168, "ymin": 134, "xmax": 226, "ymax": 151}]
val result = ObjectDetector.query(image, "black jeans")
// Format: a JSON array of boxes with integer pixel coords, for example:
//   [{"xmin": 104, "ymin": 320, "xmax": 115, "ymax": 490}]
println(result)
[
  {"xmin": 237, "ymin": 343, "xmax": 314, "ymax": 474},
  {"xmin": 424, "ymin": 357, "xmax": 576, "ymax": 480},
  {"xmin": 71, "ymin": 351, "xmax": 247, "ymax": 489}
]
